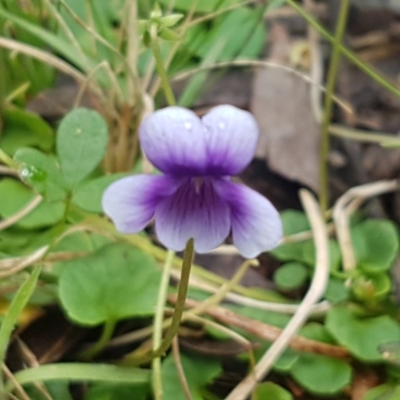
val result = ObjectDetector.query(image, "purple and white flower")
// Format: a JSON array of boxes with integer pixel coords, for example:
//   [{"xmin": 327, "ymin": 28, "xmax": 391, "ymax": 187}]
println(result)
[{"xmin": 102, "ymin": 105, "xmax": 282, "ymax": 258}]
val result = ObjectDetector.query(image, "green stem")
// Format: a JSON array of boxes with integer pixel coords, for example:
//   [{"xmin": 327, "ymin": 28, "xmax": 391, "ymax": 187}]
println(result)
[
  {"xmin": 0, "ymin": 265, "xmax": 41, "ymax": 394},
  {"xmin": 152, "ymin": 249, "xmax": 175, "ymax": 400},
  {"xmin": 150, "ymin": 27, "xmax": 176, "ymax": 106},
  {"xmin": 318, "ymin": 0, "xmax": 350, "ymax": 213},
  {"xmin": 153, "ymin": 239, "xmax": 194, "ymax": 357},
  {"xmin": 285, "ymin": 0, "xmax": 400, "ymax": 100},
  {"xmin": 78, "ymin": 319, "xmax": 117, "ymax": 360},
  {"xmin": 132, "ymin": 239, "xmax": 194, "ymax": 367},
  {"xmin": 0, "ymin": 148, "xmax": 17, "ymax": 169}
]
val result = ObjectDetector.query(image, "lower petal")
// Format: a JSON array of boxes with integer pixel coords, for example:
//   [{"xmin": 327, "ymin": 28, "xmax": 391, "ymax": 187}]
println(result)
[
  {"xmin": 214, "ymin": 180, "xmax": 283, "ymax": 258},
  {"xmin": 102, "ymin": 175, "xmax": 177, "ymax": 234},
  {"xmin": 155, "ymin": 178, "xmax": 230, "ymax": 253}
]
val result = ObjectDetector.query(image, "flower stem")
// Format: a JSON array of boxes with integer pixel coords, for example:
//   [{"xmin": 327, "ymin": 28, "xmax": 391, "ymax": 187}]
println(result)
[
  {"xmin": 152, "ymin": 249, "xmax": 175, "ymax": 400},
  {"xmin": 78, "ymin": 319, "xmax": 117, "ymax": 360},
  {"xmin": 150, "ymin": 29, "xmax": 176, "ymax": 106},
  {"xmin": 285, "ymin": 0, "xmax": 400, "ymax": 99},
  {"xmin": 153, "ymin": 238, "xmax": 194, "ymax": 357},
  {"xmin": 318, "ymin": 0, "xmax": 350, "ymax": 213}
]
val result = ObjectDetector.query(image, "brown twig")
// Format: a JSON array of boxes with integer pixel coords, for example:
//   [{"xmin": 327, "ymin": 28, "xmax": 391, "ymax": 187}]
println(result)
[{"xmin": 168, "ymin": 295, "xmax": 348, "ymax": 359}]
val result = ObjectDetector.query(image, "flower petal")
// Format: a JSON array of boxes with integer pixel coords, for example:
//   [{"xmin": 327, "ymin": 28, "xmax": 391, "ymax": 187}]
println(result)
[
  {"xmin": 155, "ymin": 178, "xmax": 230, "ymax": 253},
  {"xmin": 214, "ymin": 179, "xmax": 283, "ymax": 258},
  {"xmin": 102, "ymin": 175, "xmax": 177, "ymax": 233},
  {"xmin": 139, "ymin": 107, "xmax": 208, "ymax": 176},
  {"xmin": 202, "ymin": 105, "xmax": 259, "ymax": 175}
]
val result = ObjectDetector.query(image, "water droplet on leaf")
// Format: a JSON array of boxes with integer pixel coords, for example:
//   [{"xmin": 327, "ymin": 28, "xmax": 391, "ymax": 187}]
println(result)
[{"xmin": 20, "ymin": 165, "xmax": 47, "ymax": 183}]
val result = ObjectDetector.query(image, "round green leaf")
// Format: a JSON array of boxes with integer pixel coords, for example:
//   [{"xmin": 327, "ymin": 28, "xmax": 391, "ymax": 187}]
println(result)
[
  {"xmin": 162, "ymin": 353, "xmax": 221, "ymax": 400},
  {"xmin": 324, "ymin": 278, "xmax": 348, "ymax": 303},
  {"xmin": 72, "ymin": 173, "xmax": 128, "ymax": 213},
  {"xmin": 290, "ymin": 354, "xmax": 352, "ymax": 395},
  {"xmin": 326, "ymin": 305, "xmax": 400, "ymax": 362},
  {"xmin": 58, "ymin": 243, "xmax": 162, "ymax": 325},
  {"xmin": 352, "ymin": 219, "xmax": 399, "ymax": 273},
  {"xmin": 254, "ymin": 382, "xmax": 293, "ymax": 400},
  {"xmin": 0, "ymin": 179, "xmax": 65, "ymax": 229},
  {"xmin": 57, "ymin": 108, "xmax": 108, "ymax": 190},
  {"xmin": 273, "ymin": 262, "xmax": 308, "ymax": 290},
  {"xmin": 14, "ymin": 147, "xmax": 67, "ymax": 202}
]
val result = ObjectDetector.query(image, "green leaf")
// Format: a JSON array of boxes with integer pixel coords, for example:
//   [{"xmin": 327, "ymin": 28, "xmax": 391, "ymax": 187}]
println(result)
[
  {"xmin": 324, "ymin": 278, "xmax": 348, "ymax": 303},
  {"xmin": 299, "ymin": 322, "xmax": 336, "ymax": 344},
  {"xmin": 326, "ymin": 305, "xmax": 400, "ymax": 362},
  {"xmin": 253, "ymin": 382, "xmax": 293, "ymax": 400},
  {"xmin": 162, "ymin": 353, "xmax": 221, "ymax": 400},
  {"xmin": 84, "ymin": 382, "xmax": 149, "ymax": 400},
  {"xmin": 72, "ymin": 173, "xmax": 128, "ymax": 213},
  {"xmin": 159, "ymin": 14, "xmax": 184, "ymax": 28},
  {"xmin": 271, "ymin": 211, "xmax": 342, "ymax": 270},
  {"xmin": 57, "ymin": 108, "xmax": 108, "ymax": 190},
  {"xmin": 0, "ymin": 179, "xmax": 65, "ymax": 229},
  {"xmin": 0, "ymin": 5, "xmax": 92, "ymax": 72},
  {"xmin": 0, "ymin": 265, "xmax": 41, "ymax": 364},
  {"xmin": 25, "ymin": 381, "xmax": 73, "ymax": 400},
  {"xmin": 273, "ymin": 262, "xmax": 309, "ymax": 291},
  {"xmin": 290, "ymin": 354, "xmax": 352, "ymax": 395},
  {"xmin": 352, "ymin": 219, "xmax": 399, "ymax": 273},
  {"xmin": 0, "ymin": 108, "xmax": 54, "ymax": 155},
  {"xmin": 194, "ymin": 8, "xmax": 265, "ymax": 61},
  {"xmin": 14, "ymin": 147, "xmax": 67, "ymax": 202},
  {"xmin": 364, "ymin": 384, "xmax": 400, "ymax": 400},
  {"xmin": 58, "ymin": 243, "xmax": 162, "ymax": 325},
  {"xmin": 158, "ymin": 0, "xmax": 237, "ymax": 13},
  {"xmin": 6, "ymin": 363, "xmax": 150, "ymax": 393}
]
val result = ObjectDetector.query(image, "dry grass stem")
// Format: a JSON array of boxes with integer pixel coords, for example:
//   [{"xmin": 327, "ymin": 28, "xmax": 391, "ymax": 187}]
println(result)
[
  {"xmin": 172, "ymin": 59, "xmax": 352, "ymax": 114},
  {"xmin": 170, "ymin": 295, "xmax": 347, "ymax": 360},
  {"xmin": 172, "ymin": 338, "xmax": 193, "ymax": 400},
  {"xmin": 225, "ymin": 189, "xmax": 331, "ymax": 400},
  {"xmin": 0, "ymin": 195, "xmax": 43, "ymax": 232},
  {"xmin": 333, "ymin": 179, "xmax": 400, "ymax": 271},
  {"xmin": 2, "ymin": 364, "xmax": 30, "ymax": 400}
]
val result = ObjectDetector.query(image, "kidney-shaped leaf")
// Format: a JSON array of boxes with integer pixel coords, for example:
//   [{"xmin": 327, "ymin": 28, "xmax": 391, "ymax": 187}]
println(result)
[
  {"xmin": 326, "ymin": 305, "xmax": 400, "ymax": 362},
  {"xmin": 290, "ymin": 354, "xmax": 352, "ymax": 395},
  {"xmin": 352, "ymin": 219, "xmax": 399, "ymax": 273},
  {"xmin": 162, "ymin": 353, "xmax": 221, "ymax": 400},
  {"xmin": 254, "ymin": 382, "xmax": 293, "ymax": 400},
  {"xmin": 58, "ymin": 243, "xmax": 161, "ymax": 325},
  {"xmin": 57, "ymin": 108, "xmax": 108, "ymax": 190}
]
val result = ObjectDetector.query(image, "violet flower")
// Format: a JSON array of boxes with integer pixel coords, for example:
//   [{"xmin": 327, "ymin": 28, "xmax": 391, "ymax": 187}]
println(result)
[{"xmin": 102, "ymin": 105, "xmax": 282, "ymax": 258}]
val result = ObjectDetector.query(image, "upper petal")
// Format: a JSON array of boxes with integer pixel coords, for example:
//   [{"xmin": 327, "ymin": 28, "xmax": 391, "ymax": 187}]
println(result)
[
  {"xmin": 139, "ymin": 105, "xmax": 259, "ymax": 178},
  {"xmin": 202, "ymin": 105, "xmax": 259, "ymax": 176},
  {"xmin": 102, "ymin": 175, "xmax": 177, "ymax": 234},
  {"xmin": 139, "ymin": 107, "xmax": 208, "ymax": 176},
  {"xmin": 214, "ymin": 179, "xmax": 283, "ymax": 258},
  {"xmin": 154, "ymin": 178, "xmax": 230, "ymax": 253}
]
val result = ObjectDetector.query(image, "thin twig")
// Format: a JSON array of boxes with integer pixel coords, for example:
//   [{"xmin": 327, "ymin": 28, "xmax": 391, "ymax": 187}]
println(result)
[
  {"xmin": 0, "ymin": 166, "xmax": 18, "ymax": 177},
  {"xmin": 225, "ymin": 189, "xmax": 331, "ymax": 400},
  {"xmin": 333, "ymin": 180, "xmax": 400, "ymax": 271},
  {"xmin": 172, "ymin": 338, "xmax": 193, "ymax": 400},
  {"xmin": 170, "ymin": 295, "xmax": 347, "ymax": 359},
  {"xmin": 172, "ymin": 59, "xmax": 351, "ymax": 114},
  {"xmin": 0, "ymin": 195, "xmax": 43, "ymax": 231},
  {"xmin": 2, "ymin": 364, "xmax": 29, "ymax": 400}
]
